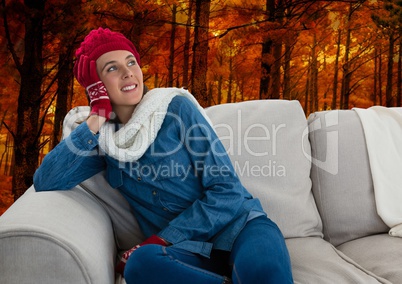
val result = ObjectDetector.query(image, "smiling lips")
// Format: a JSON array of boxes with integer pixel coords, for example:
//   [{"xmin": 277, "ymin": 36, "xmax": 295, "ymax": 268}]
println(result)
[{"xmin": 121, "ymin": 84, "xmax": 137, "ymax": 92}]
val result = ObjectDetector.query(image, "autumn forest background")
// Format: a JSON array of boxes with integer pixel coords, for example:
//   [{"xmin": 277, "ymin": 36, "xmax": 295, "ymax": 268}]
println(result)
[{"xmin": 0, "ymin": 0, "xmax": 401, "ymax": 214}]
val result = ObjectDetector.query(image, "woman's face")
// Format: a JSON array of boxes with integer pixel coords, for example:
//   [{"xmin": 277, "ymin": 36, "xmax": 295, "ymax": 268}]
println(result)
[{"xmin": 96, "ymin": 50, "xmax": 144, "ymax": 109}]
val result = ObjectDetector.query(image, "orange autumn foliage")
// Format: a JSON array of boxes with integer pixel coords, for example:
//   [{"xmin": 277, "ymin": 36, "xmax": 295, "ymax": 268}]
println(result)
[{"xmin": 0, "ymin": 0, "xmax": 401, "ymax": 211}]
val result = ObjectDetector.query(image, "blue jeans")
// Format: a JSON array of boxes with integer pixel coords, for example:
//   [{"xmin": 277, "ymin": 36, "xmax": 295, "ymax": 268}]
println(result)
[{"xmin": 124, "ymin": 216, "xmax": 293, "ymax": 284}]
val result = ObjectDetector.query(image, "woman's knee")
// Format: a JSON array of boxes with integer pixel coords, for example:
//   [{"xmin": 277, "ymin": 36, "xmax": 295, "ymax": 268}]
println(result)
[
  {"xmin": 231, "ymin": 217, "xmax": 293, "ymax": 283},
  {"xmin": 232, "ymin": 255, "xmax": 292, "ymax": 284},
  {"xmin": 124, "ymin": 244, "xmax": 165, "ymax": 282}
]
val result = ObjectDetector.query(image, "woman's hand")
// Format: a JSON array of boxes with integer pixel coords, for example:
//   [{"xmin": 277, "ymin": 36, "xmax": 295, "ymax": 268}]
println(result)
[
  {"xmin": 86, "ymin": 114, "xmax": 107, "ymax": 134},
  {"xmin": 75, "ymin": 55, "xmax": 113, "ymax": 121}
]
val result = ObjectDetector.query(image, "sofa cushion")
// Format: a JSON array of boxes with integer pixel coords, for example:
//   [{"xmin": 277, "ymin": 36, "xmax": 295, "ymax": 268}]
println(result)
[
  {"xmin": 206, "ymin": 100, "xmax": 322, "ymax": 239},
  {"xmin": 80, "ymin": 172, "xmax": 146, "ymax": 250},
  {"xmin": 286, "ymin": 237, "xmax": 390, "ymax": 284},
  {"xmin": 337, "ymin": 234, "xmax": 402, "ymax": 284},
  {"xmin": 308, "ymin": 110, "xmax": 389, "ymax": 246}
]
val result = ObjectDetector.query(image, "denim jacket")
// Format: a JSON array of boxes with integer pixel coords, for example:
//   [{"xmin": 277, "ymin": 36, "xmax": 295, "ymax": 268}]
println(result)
[{"xmin": 34, "ymin": 96, "xmax": 265, "ymax": 257}]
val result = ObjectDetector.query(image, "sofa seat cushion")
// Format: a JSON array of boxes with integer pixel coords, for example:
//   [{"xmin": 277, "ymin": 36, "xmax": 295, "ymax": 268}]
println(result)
[
  {"xmin": 308, "ymin": 110, "xmax": 389, "ymax": 246},
  {"xmin": 206, "ymin": 100, "xmax": 322, "ymax": 239},
  {"xmin": 286, "ymin": 237, "xmax": 390, "ymax": 284},
  {"xmin": 337, "ymin": 234, "xmax": 402, "ymax": 284}
]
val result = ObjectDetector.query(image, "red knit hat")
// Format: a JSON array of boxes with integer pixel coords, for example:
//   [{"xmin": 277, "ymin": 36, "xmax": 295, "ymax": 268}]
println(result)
[{"xmin": 74, "ymin": 27, "xmax": 140, "ymax": 81}]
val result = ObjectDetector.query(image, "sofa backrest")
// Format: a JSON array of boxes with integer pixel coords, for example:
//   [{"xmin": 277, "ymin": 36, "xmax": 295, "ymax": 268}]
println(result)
[
  {"xmin": 206, "ymin": 100, "xmax": 323, "ymax": 239},
  {"xmin": 63, "ymin": 100, "xmax": 324, "ymax": 245},
  {"xmin": 308, "ymin": 110, "xmax": 389, "ymax": 246}
]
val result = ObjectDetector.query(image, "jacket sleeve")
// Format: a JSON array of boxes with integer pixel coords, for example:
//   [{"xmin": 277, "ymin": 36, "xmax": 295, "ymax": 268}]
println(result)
[
  {"xmin": 34, "ymin": 122, "xmax": 106, "ymax": 191},
  {"xmin": 158, "ymin": 97, "xmax": 247, "ymax": 244}
]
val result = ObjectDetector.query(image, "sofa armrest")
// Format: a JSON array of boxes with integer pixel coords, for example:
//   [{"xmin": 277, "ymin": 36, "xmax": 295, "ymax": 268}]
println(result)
[{"xmin": 0, "ymin": 185, "xmax": 116, "ymax": 284}]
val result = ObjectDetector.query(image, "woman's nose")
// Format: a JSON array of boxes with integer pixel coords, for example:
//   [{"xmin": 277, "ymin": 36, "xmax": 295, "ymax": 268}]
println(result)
[{"xmin": 122, "ymin": 68, "xmax": 133, "ymax": 79}]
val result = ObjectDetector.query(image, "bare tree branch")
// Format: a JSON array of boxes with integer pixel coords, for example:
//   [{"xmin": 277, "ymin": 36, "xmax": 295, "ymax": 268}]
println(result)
[
  {"xmin": 2, "ymin": 121, "xmax": 15, "ymax": 141},
  {"xmin": 1, "ymin": 0, "xmax": 22, "ymax": 73}
]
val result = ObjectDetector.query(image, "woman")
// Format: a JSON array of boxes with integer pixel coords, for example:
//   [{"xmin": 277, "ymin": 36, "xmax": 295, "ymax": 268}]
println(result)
[{"xmin": 34, "ymin": 27, "xmax": 293, "ymax": 284}]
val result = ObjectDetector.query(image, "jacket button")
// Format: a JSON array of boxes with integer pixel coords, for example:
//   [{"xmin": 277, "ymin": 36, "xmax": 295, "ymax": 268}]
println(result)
[
  {"xmin": 137, "ymin": 177, "xmax": 141, "ymax": 181},
  {"xmin": 163, "ymin": 208, "xmax": 168, "ymax": 211},
  {"xmin": 88, "ymin": 139, "xmax": 93, "ymax": 144},
  {"xmin": 152, "ymin": 191, "xmax": 157, "ymax": 196}
]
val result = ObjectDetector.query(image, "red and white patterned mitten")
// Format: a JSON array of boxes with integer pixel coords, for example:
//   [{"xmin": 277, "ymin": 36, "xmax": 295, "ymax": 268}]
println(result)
[
  {"xmin": 115, "ymin": 235, "xmax": 168, "ymax": 275},
  {"xmin": 74, "ymin": 55, "xmax": 112, "ymax": 120}
]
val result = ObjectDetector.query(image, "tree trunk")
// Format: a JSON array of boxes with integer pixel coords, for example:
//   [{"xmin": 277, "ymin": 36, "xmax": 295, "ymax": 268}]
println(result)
[
  {"xmin": 313, "ymin": 65, "xmax": 319, "ymax": 111},
  {"xmin": 283, "ymin": 40, "xmax": 292, "ymax": 100},
  {"xmin": 385, "ymin": 33, "xmax": 395, "ymax": 107},
  {"xmin": 340, "ymin": 1, "xmax": 365, "ymax": 109},
  {"xmin": 340, "ymin": 4, "xmax": 353, "ymax": 109},
  {"xmin": 282, "ymin": 0, "xmax": 294, "ymax": 101},
  {"xmin": 304, "ymin": 65, "xmax": 310, "ymax": 114},
  {"xmin": 168, "ymin": 4, "xmax": 177, "ymax": 87},
  {"xmin": 191, "ymin": 0, "xmax": 211, "ymax": 107},
  {"xmin": 11, "ymin": 0, "xmax": 46, "ymax": 200},
  {"xmin": 240, "ymin": 79, "xmax": 245, "ymax": 101},
  {"xmin": 259, "ymin": 0, "xmax": 275, "ymax": 100},
  {"xmin": 227, "ymin": 54, "xmax": 233, "ymax": 104},
  {"xmin": 52, "ymin": 51, "xmax": 74, "ymax": 149},
  {"xmin": 259, "ymin": 39, "xmax": 272, "ymax": 100},
  {"xmin": 207, "ymin": 82, "xmax": 213, "ymax": 105},
  {"xmin": 311, "ymin": 33, "xmax": 318, "ymax": 112},
  {"xmin": 379, "ymin": 49, "xmax": 383, "ymax": 105},
  {"xmin": 397, "ymin": 38, "xmax": 401, "ymax": 107},
  {"xmin": 372, "ymin": 47, "xmax": 378, "ymax": 105},
  {"xmin": 3, "ymin": 132, "xmax": 12, "ymax": 176},
  {"xmin": 182, "ymin": 0, "xmax": 193, "ymax": 89},
  {"xmin": 332, "ymin": 29, "xmax": 341, "ymax": 110},
  {"xmin": 270, "ymin": 40, "xmax": 282, "ymax": 99},
  {"xmin": 269, "ymin": 0, "xmax": 283, "ymax": 100}
]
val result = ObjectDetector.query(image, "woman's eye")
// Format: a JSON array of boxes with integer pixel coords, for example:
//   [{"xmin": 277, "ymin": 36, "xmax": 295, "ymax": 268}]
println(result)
[
  {"xmin": 128, "ymin": 60, "xmax": 136, "ymax": 67},
  {"xmin": 107, "ymin": 65, "xmax": 117, "ymax": 72}
]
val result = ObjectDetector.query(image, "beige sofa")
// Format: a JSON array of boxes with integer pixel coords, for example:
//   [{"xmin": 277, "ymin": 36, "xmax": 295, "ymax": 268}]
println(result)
[{"xmin": 1, "ymin": 99, "xmax": 401, "ymax": 283}]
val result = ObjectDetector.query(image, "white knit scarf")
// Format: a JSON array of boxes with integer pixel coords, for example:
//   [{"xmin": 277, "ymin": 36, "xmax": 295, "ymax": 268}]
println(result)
[{"xmin": 98, "ymin": 87, "xmax": 212, "ymax": 162}]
